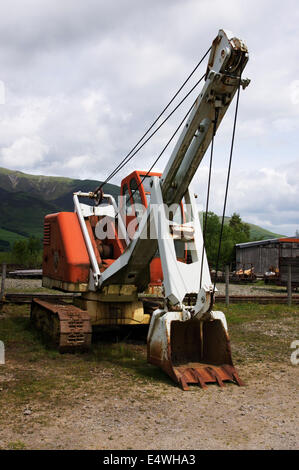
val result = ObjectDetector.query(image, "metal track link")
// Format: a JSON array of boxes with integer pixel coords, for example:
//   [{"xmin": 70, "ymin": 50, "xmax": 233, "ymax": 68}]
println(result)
[{"xmin": 31, "ymin": 298, "xmax": 92, "ymax": 352}]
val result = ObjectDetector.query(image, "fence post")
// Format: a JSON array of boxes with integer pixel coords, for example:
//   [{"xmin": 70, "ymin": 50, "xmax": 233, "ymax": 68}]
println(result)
[
  {"xmin": 225, "ymin": 264, "xmax": 230, "ymax": 307},
  {"xmin": 0, "ymin": 263, "xmax": 7, "ymax": 301},
  {"xmin": 287, "ymin": 263, "xmax": 292, "ymax": 306}
]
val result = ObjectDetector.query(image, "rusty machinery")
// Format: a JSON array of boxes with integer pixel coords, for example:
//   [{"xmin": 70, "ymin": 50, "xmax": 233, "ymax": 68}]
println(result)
[{"xmin": 32, "ymin": 29, "xmax": 250, "ymax": 390}]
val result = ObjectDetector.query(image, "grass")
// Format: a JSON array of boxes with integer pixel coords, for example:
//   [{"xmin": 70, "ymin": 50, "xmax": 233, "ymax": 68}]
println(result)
[
  {"xmin": 0, "ymin": 300, "xmax": 297, "ymax": 450},
  {"xmin": 0, "ymin": 306, "xmax": 173, "ymax": 412},
  {"xmin": 89, "ymin": 342, "xmax": 172, "ymax": 385},
  {"xmin": 218, "ymin": 302, "xmax": 299, "ymax": 364},
  {"xmin": 7, "ymin": 440, "xmax": 26, "ymax": 450},
  {"xmin": 0, "ymin": 228, "xmax": 26, "ymax": 247},
  {"xmin": 91, "ymin": 342, "xmax": 139, "ymax": 361},
  {"xmin": 0, "ymin": 301, "xmax": 298, "ymax": 412},
  {"xmin": 0, "ymin": 314, "xmax": 148, "ymax": 412},
  {"xmin": 219, "ymin": 302, "xmax": 298, "ymax": 324},
  {"xmin": 5, "ymin": 287, "xmax": 59, "ymax": 294},
  {"xmin": 0, "ymin": 251, "xmax": 13, "ymax": 264},
  {"xmin": 252, "ymin": 283, "xmax": 287, "ymax": 292}
]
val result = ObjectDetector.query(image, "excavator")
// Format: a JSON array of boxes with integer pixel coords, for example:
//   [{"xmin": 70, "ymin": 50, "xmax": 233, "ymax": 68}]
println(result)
[{"xmin": 31, "ymin": 29, "xmax": 250, "ymax": 390}]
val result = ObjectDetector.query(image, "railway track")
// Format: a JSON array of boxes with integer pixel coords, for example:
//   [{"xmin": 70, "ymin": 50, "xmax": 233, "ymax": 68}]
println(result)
[
  {"xmin": 215, "ymin": 295, "xmax": 299, "ymax": 304},
  {"xmin": 1, "ymin": 292, "xmax": 299, "ymax": 305},
  {"xmin": 2, "ymin": 292, "xmax": 80, "ymax": 304}
]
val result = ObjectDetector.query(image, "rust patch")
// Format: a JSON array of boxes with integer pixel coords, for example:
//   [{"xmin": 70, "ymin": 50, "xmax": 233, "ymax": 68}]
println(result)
[
  {"xmin": 31, "ymin": 299, "xmax": 92, "ymax": 352},
  {"xmin": 173, "ymin": 363, "xmax": 244, "ymax": 390},
  {"xmin": 148, "ymin": 316, "xmax": 244, "ymax": 391}
]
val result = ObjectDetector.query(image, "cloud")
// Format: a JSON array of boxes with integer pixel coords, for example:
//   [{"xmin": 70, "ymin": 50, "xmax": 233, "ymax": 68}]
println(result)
[
  {"xmin": 1, "ymin": 136, "xmax": 48, "ymax": 168},
  {"xmin": 194, "ymin": 161, "xmax": 299, "ymax": 236},
  {"xmin": 0, "ymin": 0, "xmax": 298, "ymax": 235}
]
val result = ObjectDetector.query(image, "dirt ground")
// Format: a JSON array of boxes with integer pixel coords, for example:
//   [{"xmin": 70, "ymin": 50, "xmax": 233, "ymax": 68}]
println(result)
[{"xmin": 0, "ymin": 280, "xmax": 298, "ymax": 450}]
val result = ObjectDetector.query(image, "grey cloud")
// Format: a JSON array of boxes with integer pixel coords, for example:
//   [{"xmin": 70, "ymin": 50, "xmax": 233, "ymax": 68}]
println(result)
[{"xmin": 0, "ymin": 0, "xmax": 298, "ymax": 236}]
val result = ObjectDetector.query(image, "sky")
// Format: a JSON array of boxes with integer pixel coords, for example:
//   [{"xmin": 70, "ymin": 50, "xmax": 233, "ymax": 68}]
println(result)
[{"xmin": 0, "ymin": 0, "xmax": 298, "ymax": 236}]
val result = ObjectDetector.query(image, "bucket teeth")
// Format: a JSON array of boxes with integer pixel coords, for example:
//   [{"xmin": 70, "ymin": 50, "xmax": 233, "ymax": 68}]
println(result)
[
  {"xmin": 174, "ymin": 365, "xmax": 244, "ymax": 390},
  {"xmin": 221, "ymin": 364, "xmax": 245, "ymax": 387},
  {"xmin": 205, "ymin": 366, "xmax": 225, "ymax": 387},
  {"xmin": 191, "ymin": 368, "xmax": 208, "ymax": 389},
  {"xmin": 179, "ymin": 374, "xmax": 190, "ymax": 391},
  {"xmin": 232, "ymin": 372, "xmax": 245, "ymax": 387}
]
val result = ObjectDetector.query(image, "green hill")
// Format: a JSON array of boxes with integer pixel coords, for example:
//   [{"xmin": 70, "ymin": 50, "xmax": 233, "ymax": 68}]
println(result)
[
  {"xmin": 246, "ymin": 222, "xmax": 285, "ymax": 240},
  {"xmin": 0, "ymin": 167, "xmax": 120, "ymax": 250},
  {"xmin": 0, "ymin": 228, "xmax": 26, "ymax": 251},
  {"xmin": 219, "ymin": 215, "xmax": 285, "ymax": 240},
  {"xmin": 0, "ymin": 167, "xmax": 119, "ymax": 202}
]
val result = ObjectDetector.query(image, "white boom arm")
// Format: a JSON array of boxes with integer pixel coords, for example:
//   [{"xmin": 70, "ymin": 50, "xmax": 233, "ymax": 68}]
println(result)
[{"xmin": 161, "ymin": 29, "xmax": 249, "ymax": 206}]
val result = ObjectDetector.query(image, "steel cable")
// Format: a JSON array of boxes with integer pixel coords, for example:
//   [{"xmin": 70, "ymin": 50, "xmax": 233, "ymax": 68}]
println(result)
[
  {"xmin": 96, "ymin": 46, "xmax": 211, "ymax": 192},
  {"xmin": 199, "ymin": 107, "xmax": 219, "ymax": 289},
  {"xmin": 115, "ymin": 100, "xmax": 196, "ymax": 220},
  {"xmin": 95, "ymin": 73, "xmax": 206, "ymax": 197},
  {"xmin": 212, "ymin": 78, "xmax": 242, "ymax": 296}
]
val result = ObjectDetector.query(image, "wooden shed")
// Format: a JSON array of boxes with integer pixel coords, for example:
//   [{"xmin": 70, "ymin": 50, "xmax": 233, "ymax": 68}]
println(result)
[{"xmin": 235, "ymin": 238, "xmax": 299, "ymax": 277}]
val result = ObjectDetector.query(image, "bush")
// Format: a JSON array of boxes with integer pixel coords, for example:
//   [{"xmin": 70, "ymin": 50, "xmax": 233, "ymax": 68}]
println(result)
[
  {"xmin": 12, "ymin": 237, "xmax": 42, "ymax": 267},
  {"xmin": 202, "ymin": 211, "xmax": 250, "ymax": 269}
]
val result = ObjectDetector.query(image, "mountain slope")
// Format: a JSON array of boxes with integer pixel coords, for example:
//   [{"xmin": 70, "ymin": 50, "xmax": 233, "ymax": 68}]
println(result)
[
  {"xmin": 247, "ymin": 222, "xmax": 285, "ymax": 240},
  {"xmin": 219, "ymin": 215, "xmax": 285, "ymax": 240},
  {"xmin": 0, "ymin": 228, "xmax": 26, "ymax": 251},
  {"xmin": 0, "ymin": 167, "xmax": 120, "ymax": 249},
  {"xmin": 0, "ymin": 187, "xmax": 59, "ymax": 240},
  {"xmin": 0, "ymin": 167, "xmax": 119, "ymax": 201}
]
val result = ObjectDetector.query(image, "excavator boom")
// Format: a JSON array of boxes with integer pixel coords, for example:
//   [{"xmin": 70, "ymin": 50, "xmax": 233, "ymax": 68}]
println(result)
[{"xmin": 96, "ymin": 29, "xmax": 249, "ymax": 293}]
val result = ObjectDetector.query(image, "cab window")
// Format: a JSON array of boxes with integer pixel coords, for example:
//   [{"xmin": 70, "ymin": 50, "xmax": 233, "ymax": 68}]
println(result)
[
  {"xmin": 130, "ymin": 178, "xmax": 145, "ymax": 221},
  {"xmin": 122, "ymin": 183, "xmax": 133, "ymax": 215}
]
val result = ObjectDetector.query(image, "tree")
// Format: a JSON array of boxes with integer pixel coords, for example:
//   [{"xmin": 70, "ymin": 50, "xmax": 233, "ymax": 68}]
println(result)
[
  {"xmin": 12, "ymin": 240, "xmax": 29, "ymax": 265},
  {"xmin": 28, "ymin": 236, "xmax": 41, "ymax": 254},
  {"xmin": 229, "ymin": 212, "xmax": 250, "ymax": 240},
  {"xmin": 202, "ymin": 212, "xmax": 221, "ymax": 268},
  {"xmin": 201, "ymin": 211, "xmax": 251, "ymax": 269},
  {"xmin": 12, "ymin": 237, "xmax": 42, "ymax": 267}
]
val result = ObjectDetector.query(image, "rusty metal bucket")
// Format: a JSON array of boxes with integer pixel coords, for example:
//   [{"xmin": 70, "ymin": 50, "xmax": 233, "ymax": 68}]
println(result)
[{"xmin": 147, "ymin": 309, "xmax": 244, "ymax": 390}]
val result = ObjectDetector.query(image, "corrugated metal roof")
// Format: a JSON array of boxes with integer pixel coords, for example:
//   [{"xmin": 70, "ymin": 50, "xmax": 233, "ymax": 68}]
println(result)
[{"xmin": 235, "ymin": 237, "xmax": 299, "ymax": 249}]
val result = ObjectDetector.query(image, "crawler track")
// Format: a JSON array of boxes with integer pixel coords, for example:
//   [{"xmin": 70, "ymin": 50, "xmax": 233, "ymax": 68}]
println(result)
[{"xmin": 31, "ymin": 298, "xmax": 92, "ymax": 352}]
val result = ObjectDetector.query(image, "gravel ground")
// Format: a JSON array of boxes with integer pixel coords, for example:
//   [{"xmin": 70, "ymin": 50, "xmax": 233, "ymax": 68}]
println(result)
[
  {"xmin": 3, "ymin": 278, "xmax": 43, "ymax": 291},
  {"xmin": 0, "ymin": 361, "xmax": 298, "ymax": 450},
  {"xmin": 215, "ymin": 282, "xmax": 288, "ymax": 296}
]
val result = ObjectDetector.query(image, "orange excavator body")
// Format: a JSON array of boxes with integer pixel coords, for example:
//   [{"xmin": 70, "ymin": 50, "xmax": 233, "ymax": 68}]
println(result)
[{"xmin": 42, "ymin": 171, "xmax": 180, "ymax": 290}]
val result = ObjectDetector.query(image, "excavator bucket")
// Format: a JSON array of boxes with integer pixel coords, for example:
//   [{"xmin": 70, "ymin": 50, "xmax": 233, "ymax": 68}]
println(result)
[{"xmin": 147, "ymin": 310, "xmax": 244, "ymax": 390}]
